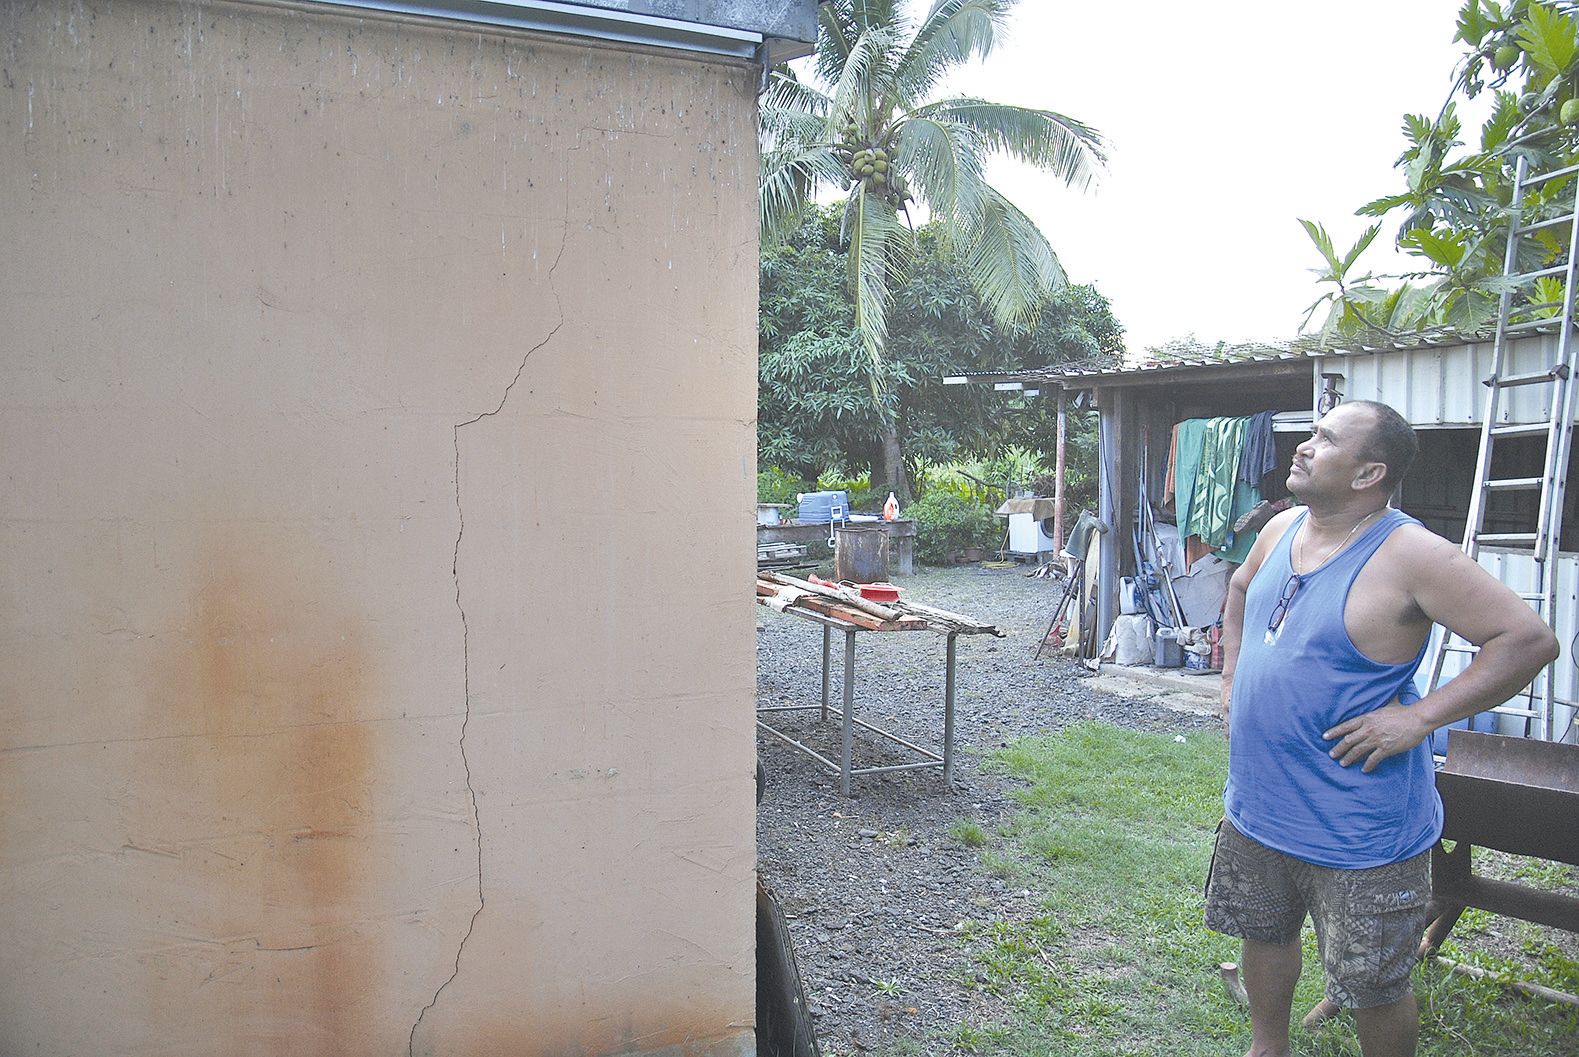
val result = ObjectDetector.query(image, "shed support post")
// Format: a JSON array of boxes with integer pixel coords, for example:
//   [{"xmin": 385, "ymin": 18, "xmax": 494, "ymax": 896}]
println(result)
[{"xmin": 1054, "ymin": 389, "xmax": 1067, "ymax": 555}]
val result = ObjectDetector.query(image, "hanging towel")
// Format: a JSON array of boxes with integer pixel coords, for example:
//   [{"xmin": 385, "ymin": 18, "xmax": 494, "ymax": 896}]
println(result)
[
  {"xmin": 1239, "ymin": 410, "xmax": 1280, "ymax": 487},
  {"xmin": 1183, "ymin": 417, "xmax": 1249, "ymax": 548},
  {"xmin": 1163, "ymin": 422, "xmax": 1181, "ymax": 509},
  {"xmin": 1216, "ymin": 479, "xmax": 1264, "ymax": 564},
  {"xmin": 1172, "ymin": 419, "xmax": 1209, "ymax": 531}
]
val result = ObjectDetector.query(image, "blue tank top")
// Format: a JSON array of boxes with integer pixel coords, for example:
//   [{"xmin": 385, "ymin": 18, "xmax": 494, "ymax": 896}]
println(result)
[{"xmin": 1224, "ymin": 507, "xmax": 1443, "ymax": 869}]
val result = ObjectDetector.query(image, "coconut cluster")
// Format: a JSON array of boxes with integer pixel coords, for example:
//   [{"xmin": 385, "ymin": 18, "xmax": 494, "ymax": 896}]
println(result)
[{"xmin": 836, "ymin": 120, "xmax": 912, "ymax": 207}]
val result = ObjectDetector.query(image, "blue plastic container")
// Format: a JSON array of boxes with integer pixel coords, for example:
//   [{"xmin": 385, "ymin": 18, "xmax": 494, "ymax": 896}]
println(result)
[{"xmin": 796, "ymin": 490, "xmax": 849, "ymax": 524}]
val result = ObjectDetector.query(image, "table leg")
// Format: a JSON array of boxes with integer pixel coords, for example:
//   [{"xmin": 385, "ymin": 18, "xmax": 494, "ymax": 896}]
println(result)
[
  {"xmin": 943, "ymin": 632, "xmax": 957, "ymax": 791},
  {"xmin": 821, "ymin": 624, "xmax": 831, "ymax": 724},
  {"xmin": 841, "ymin": 628, "xmax": 856, "ymax": 797}
]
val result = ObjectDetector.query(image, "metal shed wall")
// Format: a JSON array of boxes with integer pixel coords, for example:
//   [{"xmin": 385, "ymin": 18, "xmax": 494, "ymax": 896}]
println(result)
[
  {"xmin": 1324, "ymin": 332, "xmax": 1565, "ymax": 427},
  {"xmin": 1434, "ymin": 549, "xmax": 1579, "ymax": 740}
]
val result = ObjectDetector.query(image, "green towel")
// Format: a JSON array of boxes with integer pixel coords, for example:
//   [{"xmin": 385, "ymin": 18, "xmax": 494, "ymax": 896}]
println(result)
[
  {"xmin": 1184, "ymin": 417, "xmax": 1248, "ymax": 547},
  {"xmin": 1216, "ymin": 480, "xmax": 1263, "ymax": 564},
  {"xmin": 1172, "ymin": 418, "xmax": 1209, "ymax": 531}
]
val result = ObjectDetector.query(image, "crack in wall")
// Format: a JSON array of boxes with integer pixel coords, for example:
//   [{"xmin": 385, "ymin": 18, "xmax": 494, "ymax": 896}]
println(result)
[{"xmin": 406, "ymin": 221, "xmax": 570, "ymax": 1057}]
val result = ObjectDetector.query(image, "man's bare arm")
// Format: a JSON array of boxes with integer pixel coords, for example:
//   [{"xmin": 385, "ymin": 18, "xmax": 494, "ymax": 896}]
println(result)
[{"xmin": 1325, "ymin": 527, "xmax": 1560, "ymax": 771}]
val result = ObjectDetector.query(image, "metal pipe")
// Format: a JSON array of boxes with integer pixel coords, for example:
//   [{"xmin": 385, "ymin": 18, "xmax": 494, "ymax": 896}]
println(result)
[
  {"xmin": 841, "ymin": 629, "xmax": 856, "ymax": 797},
  {"xmin": 755, "ymin": 721, "xmax": 841, "ymax": 774},
  {"xmin": 820, "ymin": 624, "xmax": 831, "ymax": 724},
  {"xmin": 1054, "ymin": 390, "xmax": 1067, "ymax": 554},
  {"xmin": 1096, "ymin": 389, "xmax": 1121, "ymax": 649},
  {"xmin": 849, "ymin": 761, "xmax": 944, "ymax": 776},
  {"xmin": 847, "ymin": 717, "xmax": 942, "ymax": 759},
  {"xmin": 943, "ymin": 633, "xmax": 957, "ymax": 789}
]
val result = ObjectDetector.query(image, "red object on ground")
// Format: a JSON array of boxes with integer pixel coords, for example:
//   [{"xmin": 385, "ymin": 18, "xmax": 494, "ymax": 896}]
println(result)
[{"xmin": 858, "ymin": 582, "xmax": 901, "ymax": 603}]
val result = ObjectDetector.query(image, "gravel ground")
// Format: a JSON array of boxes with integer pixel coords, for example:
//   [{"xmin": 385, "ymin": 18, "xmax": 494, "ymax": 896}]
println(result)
[{"xmin": 754, "ymin": 562, "xmax": 1220, "ymax": 1055}]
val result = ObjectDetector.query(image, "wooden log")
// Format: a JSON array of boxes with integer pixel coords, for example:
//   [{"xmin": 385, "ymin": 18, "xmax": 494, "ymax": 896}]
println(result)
[
  {"xmin": 1301, "ymin": 997, "xmax": 1341, "ymax": 1029},
  {"xmin": 1219, "ymin": 962, "xmax": 1248, "ymax": 1007},
  {"xmin": 1435, "ymin": 957, "xmax": 1579, "ymax": 1007}
]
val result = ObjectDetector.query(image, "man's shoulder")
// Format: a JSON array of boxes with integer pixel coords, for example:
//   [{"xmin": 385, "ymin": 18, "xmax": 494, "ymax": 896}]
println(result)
[
  {"xmin": 1377, "ymin": 518, "xmax": 1457, "ymax": 563},
  {"xmin": 1255, "ymin": 506, "xmax": 1304, "ymax": 547},
  {"xmin": 1366, "ymin": 519, "xmax": 1465, "ymax": 596},
  {"xmin": 1238, "ymin": 507, "xmax": 1303, "ymax": 583}
]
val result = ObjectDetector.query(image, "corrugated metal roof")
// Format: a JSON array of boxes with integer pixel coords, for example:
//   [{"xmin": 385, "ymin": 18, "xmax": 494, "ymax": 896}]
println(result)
[{"xmin": 951, "ymin": 322, "xmax": 1569, "ymax": 388}]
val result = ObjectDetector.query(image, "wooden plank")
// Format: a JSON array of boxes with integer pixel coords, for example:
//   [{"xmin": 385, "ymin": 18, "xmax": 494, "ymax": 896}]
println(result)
[
  {"xmin": 892, "ymin": 599, "xmax": 999, "ymax": 634},
  {"xmin": 794, "ymin": 597, "xmax": 894, "ymax": 630}
]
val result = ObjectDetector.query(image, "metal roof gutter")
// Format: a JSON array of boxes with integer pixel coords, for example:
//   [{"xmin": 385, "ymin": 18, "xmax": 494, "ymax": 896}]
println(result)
[{"xmin": 308, "ymin": 0, "xmax": 817, "ymax": 63}]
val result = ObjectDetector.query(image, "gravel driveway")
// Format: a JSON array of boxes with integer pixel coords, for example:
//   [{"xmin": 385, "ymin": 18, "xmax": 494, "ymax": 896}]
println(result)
[{"xmin": 755, "ymin": 562, "xmax": 1219, "ymax": 1055}]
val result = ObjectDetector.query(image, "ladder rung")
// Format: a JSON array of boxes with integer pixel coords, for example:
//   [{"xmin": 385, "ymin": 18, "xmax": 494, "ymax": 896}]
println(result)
[
  {"xmin": 1488, "ymin": 365, "xmax": 1569, "ymax": 386},
  {"xmin": 1503, "ymin": 316, "xmax": 1569, "ymax": 335},
  {"xmin": 1510, "ymin": 264, "xmax": 1571, "ymax": 283},
  {"xmin": 1490, "ymin": 422, "xmax": 1554, "ymax": 438},
  {"xmin": 1517, "ymin": 592, "xmax": 1548, "ymax": 603},
  {"xmin": 1443, "ymin": 642, "xmax": 1481, "ymax": 654},
  {"xmin": 1516, "ymin": 212, "xmax": 1578, "ymax": 234},
  {"xmin": 1525, "ymin": 163, "xmax": 1579, "ymax": 185},
  {"xmin": 1491, "ymin": 704, "xmax": 1542, "ymax": 717},
  {"xmin": 1485, "ymin": 477, "xmax": 1544, "ymax": 491},
  {"xmin": 1477, "ymin": 532, "xmax": 1540, "ymax": 545}
]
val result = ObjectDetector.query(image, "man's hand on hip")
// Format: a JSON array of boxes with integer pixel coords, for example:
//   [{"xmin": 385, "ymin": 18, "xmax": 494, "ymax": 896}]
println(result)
[{"xmin": 1323, "ymin": 699, "xmax": 1431, "ymax": 773}]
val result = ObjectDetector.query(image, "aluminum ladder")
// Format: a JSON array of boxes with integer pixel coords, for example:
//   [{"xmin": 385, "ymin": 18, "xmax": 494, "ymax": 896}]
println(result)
[{"xmin": 1423, "ymin": 155, "xmax": 1579, "ymax": 742}]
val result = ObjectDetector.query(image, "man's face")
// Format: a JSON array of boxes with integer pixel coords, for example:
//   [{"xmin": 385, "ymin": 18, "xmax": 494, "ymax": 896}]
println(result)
[{"xmin": 1287, "ymin": 403, "xmax": 1383, "ymax": 501}]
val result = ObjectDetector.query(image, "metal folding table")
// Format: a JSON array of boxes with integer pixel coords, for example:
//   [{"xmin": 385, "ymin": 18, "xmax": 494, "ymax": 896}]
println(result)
[{"xmin": 755, "ymin": 598, "xmax": 993, "ymax": 797}]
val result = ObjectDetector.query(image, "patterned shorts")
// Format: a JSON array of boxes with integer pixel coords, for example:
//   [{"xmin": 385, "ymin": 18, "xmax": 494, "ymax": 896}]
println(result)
[{"xmin": 1203, "ymin": 818, "xmax": 1431, "ymax": 1009}]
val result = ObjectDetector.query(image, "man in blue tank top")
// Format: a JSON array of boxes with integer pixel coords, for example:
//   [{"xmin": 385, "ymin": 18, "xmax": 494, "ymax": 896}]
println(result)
[{"xmin": 1204, "ymin": 400, "xmax": 1559, "ymax": 1057}]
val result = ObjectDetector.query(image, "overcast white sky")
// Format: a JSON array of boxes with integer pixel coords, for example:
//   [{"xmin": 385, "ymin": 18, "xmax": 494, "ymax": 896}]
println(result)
[{"xmin": 923, "ymin": 0, "xmax": 1479, "ymax": 355}]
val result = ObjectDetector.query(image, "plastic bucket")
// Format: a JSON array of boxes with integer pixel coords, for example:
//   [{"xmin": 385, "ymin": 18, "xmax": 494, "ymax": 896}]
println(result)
[{"xmin": 835, "ymin": 526, "xmax": 889, "ymax": 584}]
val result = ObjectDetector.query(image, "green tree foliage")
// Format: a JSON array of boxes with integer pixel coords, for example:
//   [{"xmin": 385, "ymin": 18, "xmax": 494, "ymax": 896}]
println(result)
[
  {"xmin": 759, "ymin": 0, "xmax": 1105, "ymax": 496},
  {"xmin": 1306, "ymin": 0, "xmax": 1579, "ymax": 339},
  {"xmin": 759, "ymin": 206, "xmax": 1121, "ymax": 496}
]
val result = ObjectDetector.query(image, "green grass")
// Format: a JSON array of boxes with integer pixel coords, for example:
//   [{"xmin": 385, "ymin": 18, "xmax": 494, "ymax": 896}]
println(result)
[
  {"xmin": 950, "ymin": 818, "xmax": 990, "ymax": 848},
  {"xmin": 939, "ymin": 721, "xmax": 1579, "ymax": 1056}
]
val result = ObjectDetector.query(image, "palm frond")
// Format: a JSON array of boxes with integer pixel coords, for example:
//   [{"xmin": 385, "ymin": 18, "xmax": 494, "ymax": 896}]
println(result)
[
  {"xmin": 826, "ymin": 22, "xmax": 902, "ymax": 132},
  {"xmin": 960, "ymin": 185, "xmax": 1066, "ymax": 330},
  {"xmin": 760, "ymin": 143, "xmax": 847, "ymax": 245},
  {"xmin": 761, "ymin": 68, "xmax": 831, "ymax": 125},
  {"xmin": 817, "ymin": 2, "xmax": 905, "ymax": 89},
  {"xmin": 895, "ymin": 116, "xmax": 985, "ymax": 234},
  {"xmin": 759, "ymin": 75, "xmax": 833, "ymax": 148},
  {"xmin": 814, "ymin": 3, "xmax": 857, "ymax": 88},
  {"xmin": 896, "ymin": 0, "xmax": 1012, "ymax": 101},
  {"xmin": 842, "ymin": 185, "xmax": 914, "ymax": 364},
  {"xmin": 915, "ymin": 97, "xmax": 1106, "ymax": 188}
]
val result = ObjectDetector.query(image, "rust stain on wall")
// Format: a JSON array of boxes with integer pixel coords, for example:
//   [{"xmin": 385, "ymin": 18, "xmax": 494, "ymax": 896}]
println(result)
[{"xmin": 139, "ymin": 535, "xmax": 378, "ymax": 1053}]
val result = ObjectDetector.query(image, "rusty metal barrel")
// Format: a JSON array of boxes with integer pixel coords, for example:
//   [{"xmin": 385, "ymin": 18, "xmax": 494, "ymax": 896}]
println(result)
[{"xmin": 834, "ymin": 525, "xmax": 889, "ymax": 584}]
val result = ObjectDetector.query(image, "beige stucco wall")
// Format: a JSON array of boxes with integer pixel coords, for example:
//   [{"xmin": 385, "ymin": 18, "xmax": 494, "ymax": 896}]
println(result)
[{"xmin": 0, "ymin": 2, "xmax": 759, "ymax": 1054}]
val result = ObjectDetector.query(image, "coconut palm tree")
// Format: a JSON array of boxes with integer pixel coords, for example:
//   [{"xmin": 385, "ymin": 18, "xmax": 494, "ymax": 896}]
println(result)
[{"xmin": 759, "ymin": 0, "xmax": 1106, "ymax": 498}]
